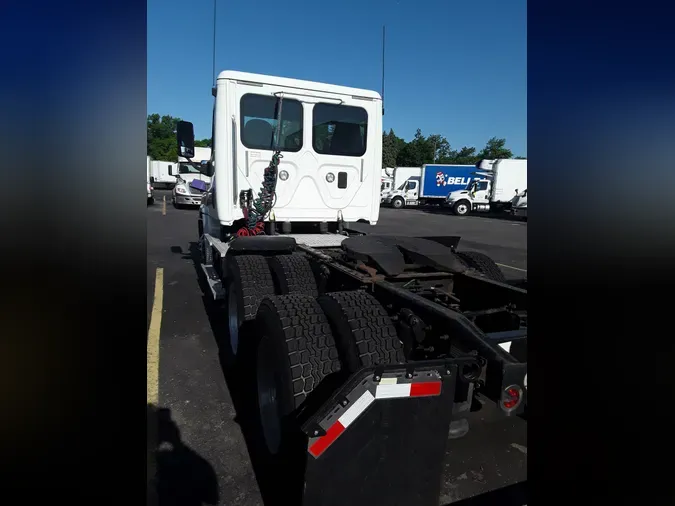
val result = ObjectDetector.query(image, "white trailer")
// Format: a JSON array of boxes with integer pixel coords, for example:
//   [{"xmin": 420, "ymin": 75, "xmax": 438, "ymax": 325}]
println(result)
[{"xmin": 445, "ymin": 159, "xmax": 527, "ymax": 216}]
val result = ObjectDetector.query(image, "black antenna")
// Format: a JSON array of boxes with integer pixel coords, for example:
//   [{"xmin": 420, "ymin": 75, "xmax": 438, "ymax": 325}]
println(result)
[
  {"xmin": 212, "ymin": 0, "xmax": 217, "ymax": 87},
  {"xmin": 381, "ymin": 25, "xmax": 386, "ymax": 116}
]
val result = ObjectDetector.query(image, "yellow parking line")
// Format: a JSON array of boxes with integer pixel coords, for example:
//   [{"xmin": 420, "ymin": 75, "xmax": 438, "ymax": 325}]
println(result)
[
  {"xmin": 496, "ymin": 263, "xmax": 527, "ymax": 273},
  {"xmin": 147, "ymin": 267, "xmax": 164, "ymax": 405}
]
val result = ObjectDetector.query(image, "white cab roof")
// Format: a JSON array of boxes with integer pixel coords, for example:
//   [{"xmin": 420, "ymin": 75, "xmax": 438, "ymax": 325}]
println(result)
[{"xmin": 217, "ymin": 70, "xmax": 382, "ymax": 100}]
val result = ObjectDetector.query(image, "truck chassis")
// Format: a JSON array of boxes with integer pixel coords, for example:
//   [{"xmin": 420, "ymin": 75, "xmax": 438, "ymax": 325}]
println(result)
[{"xmin": 196, "ymin": 224, "xmax": 527, "ymax": 506}]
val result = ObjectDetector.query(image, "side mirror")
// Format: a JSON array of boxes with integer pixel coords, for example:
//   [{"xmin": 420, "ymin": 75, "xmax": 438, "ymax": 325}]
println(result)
[
  {"xmin": 176, "ymin": 121, "xmax": 195, "ymax": 159},
  {"xmin": 168, "ymin": 164, "xmax": 173, "ymax": 176},
  {"xmin": 200, "ymin": 160, "xmax": 215, "ymax": 178},
  {"xmin": 150, "ymin": 176, "xmax": 155, "ymax": 184}
]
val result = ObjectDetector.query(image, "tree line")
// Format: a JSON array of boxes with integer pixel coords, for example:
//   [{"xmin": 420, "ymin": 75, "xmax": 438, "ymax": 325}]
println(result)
[
  {"xmin": 147, "ymin": 114, "xmax": 211, "ymax": 161},
  {"xmin": 148, "ymin": 114, "xmax": 523, "ymax": 165},
  {"xmin": 383, "ymin": 128, "xmax": 524, "ymax": 168}
]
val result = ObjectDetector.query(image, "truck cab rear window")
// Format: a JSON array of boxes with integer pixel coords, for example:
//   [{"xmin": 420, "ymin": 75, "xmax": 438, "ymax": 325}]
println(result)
[
  {"xmin": 313, "ymin": 103, "xmax": 367, "ymax": 157},
  {"xmin": 240, "ymin": 94, "xmax": 303, "ymax": 152}
]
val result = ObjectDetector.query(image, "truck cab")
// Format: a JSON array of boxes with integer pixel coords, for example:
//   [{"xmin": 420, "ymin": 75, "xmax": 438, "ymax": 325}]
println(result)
[
  {"xmin": 170, "ymin": 147, "xmax": 212, "ymax": 208},
  {"xmin": 386, "ymin": 176, "xmax": 420, "ymax": 208},
  {"xmin": 511, "ymin": 188, "xmax": 527, "ymax": 219},
  {"xmin": 446, "ymin": 159, "xmax": 527, "ymax": 216},
  {"xmin": 445, "ymin": 178, "xmax": 491, "ymax": 215},
  {"xmin": 380, "ymin": 177, "xmax": 393, "ymax": 201},
  {"xmin": 185, "ymin": 70, "xmax": 381, "ymax": 237}
]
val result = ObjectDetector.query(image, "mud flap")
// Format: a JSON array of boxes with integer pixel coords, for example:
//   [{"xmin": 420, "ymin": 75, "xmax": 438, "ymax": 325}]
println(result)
[{"xmin": 298, "ymin": 359, "xmax": 478, "ymax": 506}]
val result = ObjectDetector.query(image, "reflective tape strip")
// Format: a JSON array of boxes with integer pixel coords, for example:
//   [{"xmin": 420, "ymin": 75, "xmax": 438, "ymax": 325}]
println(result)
[
  {"xmin": 375, "ymin": 381, "xmax": 442, "ymax": 399},
  {"xmin": 308, "ymin": 391, "xmax": 375, "ymax": 458},
  {"xmin": 308, "ymin": 421, "xmax": 345, "ymax": 458},
  {"xmin": 308, "ymin": 380, "xmax": 442, "ymax": 458},
  {"xmin": 375, "ymin": 383, "xmax": 411, "ymax": 399},
  {"xmin": 410, "ymin": 381, "xmax": 442, "ymax": 397},
  {"xmin": 338, "ymin": 390, "xmax": 375, "ymax": 428}
]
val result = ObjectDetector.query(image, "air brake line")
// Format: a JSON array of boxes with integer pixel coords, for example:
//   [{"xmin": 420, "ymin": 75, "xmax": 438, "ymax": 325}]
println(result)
[{"xmin": 237, "ymin": 96, "xmax": 284, "ymax": 236}]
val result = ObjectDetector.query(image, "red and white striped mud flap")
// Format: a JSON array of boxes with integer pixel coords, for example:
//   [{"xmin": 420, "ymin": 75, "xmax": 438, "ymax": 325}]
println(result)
[{"xmin": 307, "ymin": 372, "xmax": 444, "ymax": 459}]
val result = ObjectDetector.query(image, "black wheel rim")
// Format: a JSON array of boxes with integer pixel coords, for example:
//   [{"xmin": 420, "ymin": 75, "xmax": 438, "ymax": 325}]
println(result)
[
  {"xmin": 228, "ymin": 284, "xmax": 240, "ymax": 355},
  {"xmin": 257, "ymin": 334, "xmax": 282, "ymax": 455}
]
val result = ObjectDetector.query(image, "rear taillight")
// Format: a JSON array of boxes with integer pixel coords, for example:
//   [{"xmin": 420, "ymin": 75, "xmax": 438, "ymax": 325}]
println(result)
[{"xmin": 501, "ymin": 385, "xmax": 523, "ymax": 411}]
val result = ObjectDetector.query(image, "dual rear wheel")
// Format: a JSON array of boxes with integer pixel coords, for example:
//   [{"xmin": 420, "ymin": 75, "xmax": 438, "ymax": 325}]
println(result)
[{"xmin": 225, "ymin": 253, "xmax": 405, "ymax": 455}]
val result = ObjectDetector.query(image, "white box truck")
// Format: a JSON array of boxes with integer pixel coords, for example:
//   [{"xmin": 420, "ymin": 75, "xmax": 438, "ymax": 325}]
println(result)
[
  {"xmin": 380, "ymin": 166, "xmax": 421, "ymax": 204},
  {"xmin": 150, "ymin": 160, "xmax": 179, "ymax": 189},
  {"xmin": 445, "ymin": 159, "xmax": 527, "ymax": 216}
]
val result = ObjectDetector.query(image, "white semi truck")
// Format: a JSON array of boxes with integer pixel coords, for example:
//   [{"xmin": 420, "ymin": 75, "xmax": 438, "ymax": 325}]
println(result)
[
  {"xmin": 446, "ymin": 159, "xmax": 528, "ymax": 216},
  {"xmin": 169, "ymin": 146, "xmax": 213, "ymax": 208},
  {"xmin": 175, "ymin": 70, "xmax": 527, "ymax": 505}
]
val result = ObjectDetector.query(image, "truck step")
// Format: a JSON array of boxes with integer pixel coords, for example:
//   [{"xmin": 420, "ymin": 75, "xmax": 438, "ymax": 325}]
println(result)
[
  {"xmin": 201, "ymin": 264, "xmax": 225, "ymax": 300},
  {"xmin": 286, "ymin": 234, "xmax": 347, "ymax": 248}
]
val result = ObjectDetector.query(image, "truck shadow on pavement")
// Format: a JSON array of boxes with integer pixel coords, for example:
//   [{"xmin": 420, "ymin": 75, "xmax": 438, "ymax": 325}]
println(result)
[
  {"xmin": 179, "ymin": 241, "xmax": 309, "ymax": 506},
  {"xmin": 147, "ymin": 404, "xmax": 220, "ymax": 506}
]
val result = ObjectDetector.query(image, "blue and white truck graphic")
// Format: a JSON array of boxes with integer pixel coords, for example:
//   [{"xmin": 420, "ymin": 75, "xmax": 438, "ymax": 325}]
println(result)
[{"xmin": 384, "ymin": 164, "xmax": 485, "ymax": 208}]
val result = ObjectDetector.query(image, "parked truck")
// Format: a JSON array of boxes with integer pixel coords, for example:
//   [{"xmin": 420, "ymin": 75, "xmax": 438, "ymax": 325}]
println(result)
[
  {"xmin": 380, "ymin": 167, "xmax": 394, "ymax": 198},
  {"xmin": 445, "ymin": 159, "xmax": 527, "ymax": 216},
  {"xmin": 511, "ymin": 188, "xmax": 527, "ymax": 219},
  {"xmin": 383, "ymin": 164, "xmax": 483, "ymax": 209},
  {"xmin": 149, "ymin": 160, "xmax": 179, "ymax": 189},
  {"xmin": 380, "ymin": 166, "xmax": 421, "ymax": 205},
  {"xmin": 169, "ymin": 146, "xmax": 213, "ymax": 208},
  {"xmin": 176, "ymin": 70, "xmax": 527, "ymax": 506},
  {"xmin": 147, "ymin": 156, "xmax": 154, "ymax": 205}
]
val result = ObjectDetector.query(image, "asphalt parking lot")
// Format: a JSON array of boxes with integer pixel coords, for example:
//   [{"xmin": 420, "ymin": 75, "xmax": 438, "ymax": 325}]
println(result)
[{"xmin": 147, "ymin": 190, "xmax": 527, "ymax": 506}]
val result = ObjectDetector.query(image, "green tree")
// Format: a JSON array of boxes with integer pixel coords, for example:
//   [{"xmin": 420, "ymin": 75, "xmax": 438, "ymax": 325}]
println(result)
[
  {"xmin": 397, "ymin": 129, "xmax": 436, "ymax": 166},
  {"xmin": 427, "ymin": 134, "xmax": 452, "ymax": 163},
  {"xmin": 450, "ymin": 146, "xmax": 480, "ymax": 165},
  {"xmin": 147, "ymin": 114, "xmax": 182, "ymax": 161},
  {"xmin": 382, "ymin": 129, "xmax": 404, "ymax": 167},
  {"xmin": 195, "ymin": 138, "xmax": 212, "ymax": 147},
  {"xmin": 478, "ymin": 137, "xmax": 513, "ymax": 160}
]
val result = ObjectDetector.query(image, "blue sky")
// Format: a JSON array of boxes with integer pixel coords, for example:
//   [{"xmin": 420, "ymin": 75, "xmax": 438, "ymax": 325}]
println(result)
[{"xmin": 148, "ymin": 0, "xmax": 527, "ymax": 156}]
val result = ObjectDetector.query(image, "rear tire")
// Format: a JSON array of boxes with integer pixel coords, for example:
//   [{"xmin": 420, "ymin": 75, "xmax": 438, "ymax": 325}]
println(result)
[
  {"xmin": 317, "ymin": 290, "xmax": 405, "ymax": 373},
  {"xmin": 253, "ymin": 295, "xmax": 341, "ymax": 455},
  {"xmin": 226, "ymin": 255, "xmax": 275, "ymax": 359},
  {"xmin": 392, "ymin": 197, "xmax": 405, "ymax": 209},
  {"xmin": 267, "ymin": 254, "xmax": 318, "ymax": 297},
  {"xmin": 456, "ymin": 251, "xmax": 506, "ymax": 283}
]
